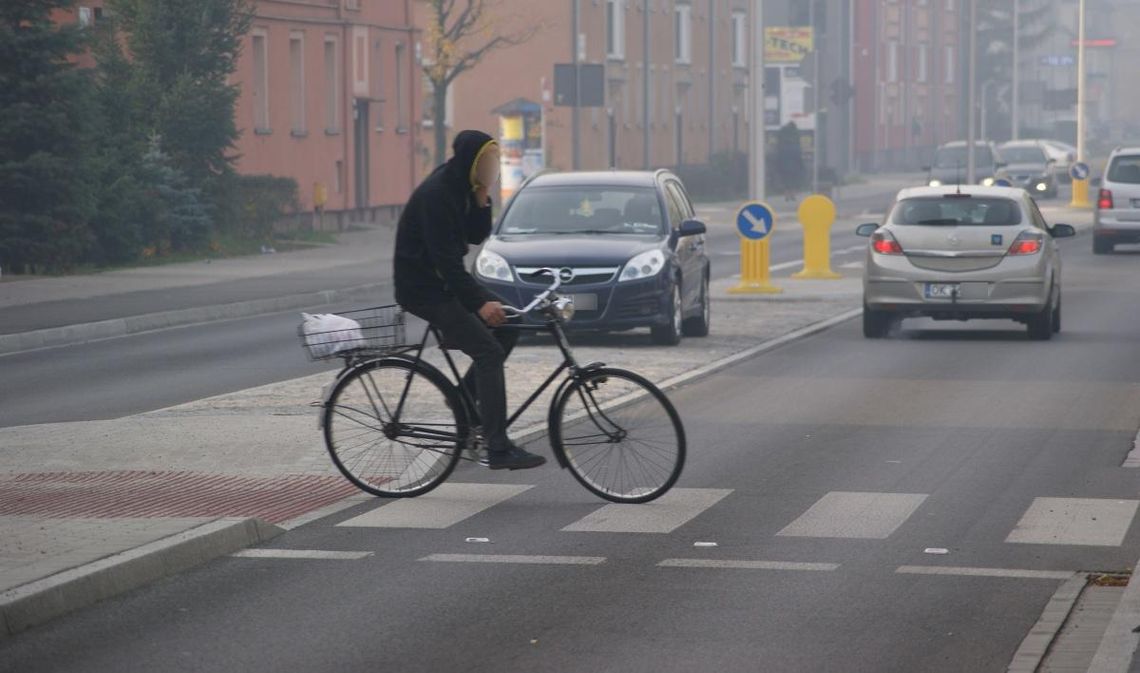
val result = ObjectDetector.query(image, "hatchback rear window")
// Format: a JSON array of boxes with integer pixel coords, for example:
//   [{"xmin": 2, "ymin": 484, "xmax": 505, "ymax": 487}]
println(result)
[
  {"xmin": 889, "ymin": 197, "xmax": 1023, "ymax": 226},
  {"xmin": 1107, "ymin": 155, "xmax": 1140, "ymax": 184}
]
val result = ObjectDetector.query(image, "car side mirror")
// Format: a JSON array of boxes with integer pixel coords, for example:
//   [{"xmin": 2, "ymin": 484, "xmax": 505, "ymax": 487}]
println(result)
[
  {"xmin": 855, "ymin": 223, "xmax": 879, "ymax": 237},
  {"xmin": 1051, "ymin": 224, "xmax": 1076, "ymax": 239},
  {"xmin": 679, "ymin": 219, "xmax": 707, "ymax": 237},
  {"xmin": 1091, "ymin": 177, "xmax": 1103, "ymax": 187}
]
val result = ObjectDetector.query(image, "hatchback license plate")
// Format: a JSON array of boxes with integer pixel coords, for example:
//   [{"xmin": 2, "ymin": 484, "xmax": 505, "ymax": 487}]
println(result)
[
  {"xmin": 924, "ymin": 283, "xmax": 960, "ymax": 299},
  {"xmin": 568, "ymin": 293, "xmax": 598, "ymax": 310}
]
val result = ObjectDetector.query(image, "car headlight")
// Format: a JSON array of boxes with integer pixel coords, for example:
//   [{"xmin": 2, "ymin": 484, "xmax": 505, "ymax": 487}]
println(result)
[
  {"xmin": 619, "ymin": 250, "xmax": 666, "ymax": 282},
  {"xmin": 475, "ymin": 250, "xmax": 513, "ymax": 281},
  {"xmin": 928, "ymin": 179, "xmax": 943, "ymax": 187},
  {"xmin": 981, "ymin": 177, "xmax": 996, "ymax": 187},
  {"xmin": 1035, "ymin": 182, "xmax": 1048, "ymax": 191}
]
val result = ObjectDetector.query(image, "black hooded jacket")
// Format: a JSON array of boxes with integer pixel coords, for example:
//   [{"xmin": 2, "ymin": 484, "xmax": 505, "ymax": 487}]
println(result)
[{"xmin": 394, "ymin": 130, "xmax": 497, "ymax": 313}]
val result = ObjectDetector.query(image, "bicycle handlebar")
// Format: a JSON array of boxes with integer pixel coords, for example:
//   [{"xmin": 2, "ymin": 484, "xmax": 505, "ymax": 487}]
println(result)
[{"xmin": 502, "ymin": 269, "xmax": 563, "ymax": 317}]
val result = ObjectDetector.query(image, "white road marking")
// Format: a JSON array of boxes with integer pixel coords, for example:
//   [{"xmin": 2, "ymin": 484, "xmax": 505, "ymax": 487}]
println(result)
[
  {"xmin": 896, "ymin": 565, "xmax": 1074, "ymax": 580},
  {"xmin": 420, "ymin": 554, "xmax": 606, "ymax": 566},
  {"xmin": 777, "ymin": 491, "xmax": 929, "ymax": 539},
  {"xmin": 1006, "ymin": 497, "xmax": 1140, "ymax": 547},
  {"xmin": 561, "ymin": 488, "xmax": 732, "ymax": 534},
  {"xmin": 658, "ymin": 559, "xmax": 839, "ymax": 571},
  {"xmin": 232, "ymin": 549, "xmax": 373, "ymax": 560},
  {"xmin": 337, "ymin": 483, "xmax": 533, "ymax": 529}
]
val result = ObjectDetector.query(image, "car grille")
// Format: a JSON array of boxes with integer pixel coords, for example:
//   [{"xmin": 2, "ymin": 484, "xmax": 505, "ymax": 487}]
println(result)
[{"xmin": 514, "ymin": 266, "xmax": 620, "ymax": 286}]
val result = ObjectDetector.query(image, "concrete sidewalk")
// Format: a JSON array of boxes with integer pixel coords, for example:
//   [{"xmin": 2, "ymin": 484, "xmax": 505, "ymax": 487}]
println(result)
[{"xmin": 0, "ymin": 272, "xmax": 863, "ymax": 637}]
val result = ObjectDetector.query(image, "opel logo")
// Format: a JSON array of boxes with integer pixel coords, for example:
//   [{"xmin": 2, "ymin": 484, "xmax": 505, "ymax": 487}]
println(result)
[
  {"xmin": 558, "ymin": 267, "xmax": 575, "ymax": 283},
  {"xmin": 947, "ymin": 234, "xmax": 961, "ymax": 247}
]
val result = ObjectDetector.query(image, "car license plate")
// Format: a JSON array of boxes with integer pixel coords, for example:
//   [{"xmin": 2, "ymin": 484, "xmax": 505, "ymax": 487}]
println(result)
[
  {"xmin": 568, "ymin": 293, "xmax": 598, "ymax": 311},
  {"xmin": 924, "ymin": 283, "xmax": 960, "ymax": 299},
  {"xmin": 1131, "ymin": 199, "xmax": 1140, "ymax": 209}
]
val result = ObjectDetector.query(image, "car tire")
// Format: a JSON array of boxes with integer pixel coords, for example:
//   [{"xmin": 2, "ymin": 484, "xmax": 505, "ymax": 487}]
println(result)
[
  {"xmin": 682, "ymin": 273, "xmax": 711, "ymax": 338},
  {"xmin": 1094, "ymin": 238, "xmax": 1114, "ymax": 255},
  {"xmin": 1027, "ymin": 295, "xmax": 1055, "ymax": 341},
  {"xmin": 863, "ymin": 305, "xmax": 893, "ymax": 339},
  {"xmin": 1052, "ymin": 294, "xmax": 1062, "ymax": 334},
  {"xmin": 651, "ymin": 284, "xmax": 683, "ymax": 346}
]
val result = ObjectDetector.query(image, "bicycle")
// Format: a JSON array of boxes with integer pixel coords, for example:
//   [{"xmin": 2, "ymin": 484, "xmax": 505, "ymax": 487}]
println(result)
[{"xmin": 299, "ymin": 269, "xmax": 686, "ymax": 504}]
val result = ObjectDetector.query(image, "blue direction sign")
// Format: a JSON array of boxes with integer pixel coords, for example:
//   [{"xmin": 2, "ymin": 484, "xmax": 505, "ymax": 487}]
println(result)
[
  {"xmin": 994, "ymin": 178, "xmax": 1013, "ymax": 187},
  {"xmin": 736, "ymin": 202, "xmax": 775, "ymax": 241},
  {"xmin": 1070, "ymin": 162, "xmax": 1091, "ymax": 181}
]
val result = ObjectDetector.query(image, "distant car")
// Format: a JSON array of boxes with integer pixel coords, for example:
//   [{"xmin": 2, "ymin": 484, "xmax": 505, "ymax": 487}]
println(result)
[
  {"xmin": 924, "ymin": 141, "xmax": 1010, "ymax": 188},
  {"xmin": 473, "ymin": 170, "xmax": 711, "ymax": 346},
  {"xmin": 856, "ymin": 185, "xmax": 1077, "ymax": 340},
  {"xmin": 998, "ymin": 140, "xmax": 1059, "ymax": 198},
  {"xmin": 1093, "ymin": 146, "xmax": 1140, "ymax": 254},
  {"xmin": 1039, "ymin": 140, "xmax": 1077, "ymax": 184}
]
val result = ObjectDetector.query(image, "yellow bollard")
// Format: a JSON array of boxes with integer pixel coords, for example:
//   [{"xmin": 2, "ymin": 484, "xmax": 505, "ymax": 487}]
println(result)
[
  {"xmin": 728, "ymin": 201, "xmax": 782, "ymax": 295},
  {"xmin": 1070, "ymin": 178, "xmax": 1091, "ymax": 209},
  {"xmin": 792, "ymin": 194, "xmax": 842, "ymax": 279}
]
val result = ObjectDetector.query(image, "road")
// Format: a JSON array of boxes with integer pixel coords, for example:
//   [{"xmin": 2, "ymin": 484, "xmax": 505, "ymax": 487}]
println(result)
[
  {"xmin": 0, "ymin": 182, "xmax": 905, "ymax": 429},
  {"xmin": 2, "ymin": 218, "xmax": 1138, "ymax": 672}
]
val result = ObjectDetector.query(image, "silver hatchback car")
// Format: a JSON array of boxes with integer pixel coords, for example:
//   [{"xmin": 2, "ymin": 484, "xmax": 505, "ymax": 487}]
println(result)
[
  {"xmin": 856, "ymin": 186, "xmax": 1076, "ymax": 340},
  {"xmin": 1093, "ymin": 146, "xmax": 1140, "ymax": 254}
]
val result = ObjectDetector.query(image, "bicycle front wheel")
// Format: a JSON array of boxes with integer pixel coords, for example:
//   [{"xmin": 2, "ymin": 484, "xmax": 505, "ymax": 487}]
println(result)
[
  {"xmin": 323, "ymin": 358, "xmax": 467, "ymax": 497},
  {"xmin": 550, "ymin": 367, "xmax": 685, "ymax": 504}
]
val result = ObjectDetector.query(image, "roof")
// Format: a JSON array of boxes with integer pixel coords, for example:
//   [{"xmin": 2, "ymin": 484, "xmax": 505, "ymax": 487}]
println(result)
[
  {"xmin": 895, "ymin": 185, "xmax": 1029, "ymax": 200},
  {"xmin": 525, "ymin": 171, "xmax": 663, "ymax": 188},
  {"xmin": 1109, "ymin": 146, "xmax": 1140, "ymax": 156},
  {"xmin": 939, "ymin": 140, "xmax": 994, "ymax": 148},
  {"xmin": 998, "ymin": 140, "xmax": 1047, "ymax": 148}
]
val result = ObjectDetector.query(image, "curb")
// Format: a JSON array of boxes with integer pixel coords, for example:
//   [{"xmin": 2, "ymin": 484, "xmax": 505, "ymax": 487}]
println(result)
[
  {"xmin": 1089, "ymin": 561, "xmax": 1140, "ymax": 672},
  {"xmin": 1007, "ymin": 573, "xmax": 1087, "ymax": 672},
  {"xmin": 0, "ymin": 280, "xmax": 391, "ymax": 357},
  {"xmin": 0, "ymin": 517, "xmax": 283, "ymax": 639}
]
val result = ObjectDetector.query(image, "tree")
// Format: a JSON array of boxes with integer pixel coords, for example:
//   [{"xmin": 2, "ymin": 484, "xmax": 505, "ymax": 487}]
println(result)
[
  {"xmin": 974, "ymin": 0, "xmax": 1056, "ymax": 141},
  {"xmin": 420, "ymin": 0, "xmax": 540, "ymax": 165},
  {"xmin": 0, "ymin": 0, "xmax": 96, "ymax": 274}
]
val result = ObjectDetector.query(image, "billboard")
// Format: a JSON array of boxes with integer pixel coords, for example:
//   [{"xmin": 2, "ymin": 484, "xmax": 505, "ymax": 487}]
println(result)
[{"xmin": 765, "ymin": 27, "xmax": 814, "ymax": 63}]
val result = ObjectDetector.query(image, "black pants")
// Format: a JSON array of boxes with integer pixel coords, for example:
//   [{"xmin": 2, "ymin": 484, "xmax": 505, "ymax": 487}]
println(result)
[{"xmin": 404, "ymin": 299, "xmax": 519, "ymax": 452}]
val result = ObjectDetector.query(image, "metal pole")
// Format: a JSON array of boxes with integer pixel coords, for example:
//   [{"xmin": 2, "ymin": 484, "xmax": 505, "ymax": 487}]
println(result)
[
  {"xmin": 1071, "ymin": 0, "xmax": 1090, "ymax": 207},
  {"xmin": 749, "ymin": 0, "xmax": 766, "ymax": 200},
  {"xmin": 708, "ymin": 0, "xmax": 716, "ymax": 162},
  {"xmin": 966, "ymin": 0, "xmax": 977, "ymax": 184},
  {"xmin": 1012, "ymin": 0, "xmax": 1020, "ymax": 140},
  {"xmin": 810, "ymin": 0, "xmax": 819, "ymax": 194},
  {"xmin": 571, "ymin": 0, "xmax": 580, "ymax": 170},
  {"xmin": 643, "ymin": 0, "xmax": 650, "ymax": 169}
]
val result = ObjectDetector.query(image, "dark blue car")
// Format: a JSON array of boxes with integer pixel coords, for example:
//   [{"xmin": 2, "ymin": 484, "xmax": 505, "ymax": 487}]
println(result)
[{"xmin": 472, "ymin": 170, "xmax": 711, "ymax": 345}]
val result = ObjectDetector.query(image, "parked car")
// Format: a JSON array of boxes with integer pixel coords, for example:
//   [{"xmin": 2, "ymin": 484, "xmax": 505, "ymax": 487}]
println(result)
[
  {"xmin": 998, "ymin": 140, "xmax": 1059, "ymax": 198},
  {"xmin": 924, "ymin": 141, "xmax": 1011, "ymax": 188},
  {"xmin": 473, "ymin": 170, "xmax": 711, "ymax": 345},
  {"xmin": 1093, "ymin": 146, "xmax": 1140, "ymax": 254},
  {"xmin": 856, "ymin": 185, "xmax": 1076, "ymax": 340}
]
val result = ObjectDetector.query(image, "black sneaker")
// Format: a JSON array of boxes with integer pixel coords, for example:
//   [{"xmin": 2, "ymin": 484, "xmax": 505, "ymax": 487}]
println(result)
[{"xmin": 486, "ymin": 446, "xmax": 547, "ymax": 471}]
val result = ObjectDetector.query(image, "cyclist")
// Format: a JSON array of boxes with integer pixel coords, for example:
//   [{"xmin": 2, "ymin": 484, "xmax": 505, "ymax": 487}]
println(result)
[{"xmin": 393, "ymin": 129, "xmax": 546, "ymax": 471}]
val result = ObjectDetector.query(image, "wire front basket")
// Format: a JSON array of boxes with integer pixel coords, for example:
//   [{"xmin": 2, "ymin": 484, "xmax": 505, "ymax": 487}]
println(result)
[{"xmin": 298, "ymin": 305, "xmax": 408, "ymax": 361}]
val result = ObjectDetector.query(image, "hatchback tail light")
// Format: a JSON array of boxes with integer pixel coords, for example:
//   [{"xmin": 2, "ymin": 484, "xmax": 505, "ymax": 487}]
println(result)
[
  {"xmin": 1098, "ymin": 189, "xmax": 1114, "ymax": 210},
  {"xmin": 871, "ymin": 231, "xmax": 904, "ymax": 255},
  {"xmin": 1007, "ymin": 232, "xmax": 1044, "ymax": 256}
]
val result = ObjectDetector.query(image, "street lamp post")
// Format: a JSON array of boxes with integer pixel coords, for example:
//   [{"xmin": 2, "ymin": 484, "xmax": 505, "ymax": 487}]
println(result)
[
  {"xmin": 966, "ymin": 0, "xmax": 978, "ymax": 184},
  {"xmin": 1012, "ymin": 0, "xmax": 1020, "ymax": 140},
  {"xmin": 1071, "ymin": 0, "xmax": 1090, "ymax": 207},
  {"xmin": 749, "ymin": 0, "xmax": 766, "ymax": 201}
]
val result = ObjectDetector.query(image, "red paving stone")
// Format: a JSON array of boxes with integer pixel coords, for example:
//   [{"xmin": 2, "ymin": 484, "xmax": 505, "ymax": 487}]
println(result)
[{"xmin": 0, "ymin": 471, "xmax": 364, "ymax": 524}]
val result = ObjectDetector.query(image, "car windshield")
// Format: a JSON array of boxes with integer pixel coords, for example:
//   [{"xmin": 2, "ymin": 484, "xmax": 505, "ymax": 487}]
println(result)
[
  {"xmin": 1001, "ymin": 147, "xmax": 1048, "ymax": 164},
  {"xmin": 933, "ymin": 146, "xmax": 994, "ymax": 168},
  {"xmin": 1107, "ymin": 155, "xmax": 1140, "ymax": 184},
  {"xmin": 890, "ymin": 197, "xmax": 1023, "ymax": 226},
  {"xmin": 499, "ymin": 186, "xmax": 665, "ymax": 236}
]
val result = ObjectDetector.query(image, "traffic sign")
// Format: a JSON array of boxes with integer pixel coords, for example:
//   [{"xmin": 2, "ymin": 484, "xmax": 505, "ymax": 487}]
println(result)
[
  {"xmin": 737, "ymin": 202, "xmax": 775, "ymax": 241},
  {"xmin": 994, "ymin": 178, "xmax": 1013, "ymax": 187},
  {"xmin": 1070, "ymin": 162, "xmax": 1090, "ymax": 181}
]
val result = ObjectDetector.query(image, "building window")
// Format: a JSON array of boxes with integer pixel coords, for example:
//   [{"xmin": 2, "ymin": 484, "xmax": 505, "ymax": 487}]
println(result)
[
  {"xmin": 606, "ymin": 0, "xmax": 625, "ymax": 60},
  {"xmin": 887, "ymin": 41, "xmax": 899, "ymax": 83},
  {"xmin": 395, "ymin": 42, "xmax": 407, "ymax": 131},
  {"xmin": 335, "ymin": 160, "xmax": 343, "ymax": 193},
  {"xmin": 944, "ymin": 45, "xmax": 955, "ymax": 83},
  {"xmin": 946, "ymin": 0, "xmax": 955, "ymax": 10},
  {"xmin": 917, "ymin": 44, "xmax": 928, "ymax": 83},
  {"xmin": 648, "ymin": 66, "xmax": 655, "ymax": 126},
  {"xmin": 324, "ymin": 36, "xmax": 340, "ymax": 133},
  {"xmin": 252, "ymin": 31, "xmax": 270, "ymax": 132},
  {"xmin": 374, "ymin": 39, "xmax": 385, "ymax": 131},
  {"xmin": 731, "ymin": 11, "xmax": 747, "ymax": 68},
  {"xmin": 674, "ymin": 4, "xmax": 692, "ymax": 65},
  {"xmin": 78, "ymin": 6, "xmax": 94, "ymax": 27},
  {"xmin": 289, "ymin": 33, "xmax": 306, "ymax": 135},
  {"xmin": 345, "ymin": 0, "xmax": 360, "ymax": 9}
]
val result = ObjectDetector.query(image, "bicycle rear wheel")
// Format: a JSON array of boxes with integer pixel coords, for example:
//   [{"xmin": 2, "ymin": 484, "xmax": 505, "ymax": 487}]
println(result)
[
  {"xmin": 322, "ymin": 358, "xmax": 467, "ymax": 497},
  {"xmin": 550, "ymin": 367, "xmax": 685, "ymax": 503}
]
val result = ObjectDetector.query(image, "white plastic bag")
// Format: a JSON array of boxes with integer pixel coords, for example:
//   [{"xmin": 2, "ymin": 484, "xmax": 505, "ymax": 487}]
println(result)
[{"xmin": 301, "ymin": 312, "xmax": 365, "ymax": 358}]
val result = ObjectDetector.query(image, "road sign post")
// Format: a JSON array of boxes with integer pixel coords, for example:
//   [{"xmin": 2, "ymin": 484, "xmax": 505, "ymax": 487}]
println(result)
[
  {"xmin": 729, "ymin": 202, "xmax": 782, "ymax": 295},
  {"xmin": 792, "ymin": 195, "xmax": 841, "ymax": 280},
  {"xmin": 1070, "ymin": 161, "xmax": 1091, "ymax": 208}
]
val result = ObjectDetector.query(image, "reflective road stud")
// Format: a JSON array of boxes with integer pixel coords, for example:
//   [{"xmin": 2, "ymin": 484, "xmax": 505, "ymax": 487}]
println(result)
[
  {"xmin": 792, "ymin": 194, "xmax": 841, "ymax": 280},
  {"xmin": 729, "ymin": 201, "xmax": 782, "ymax": 295}
]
